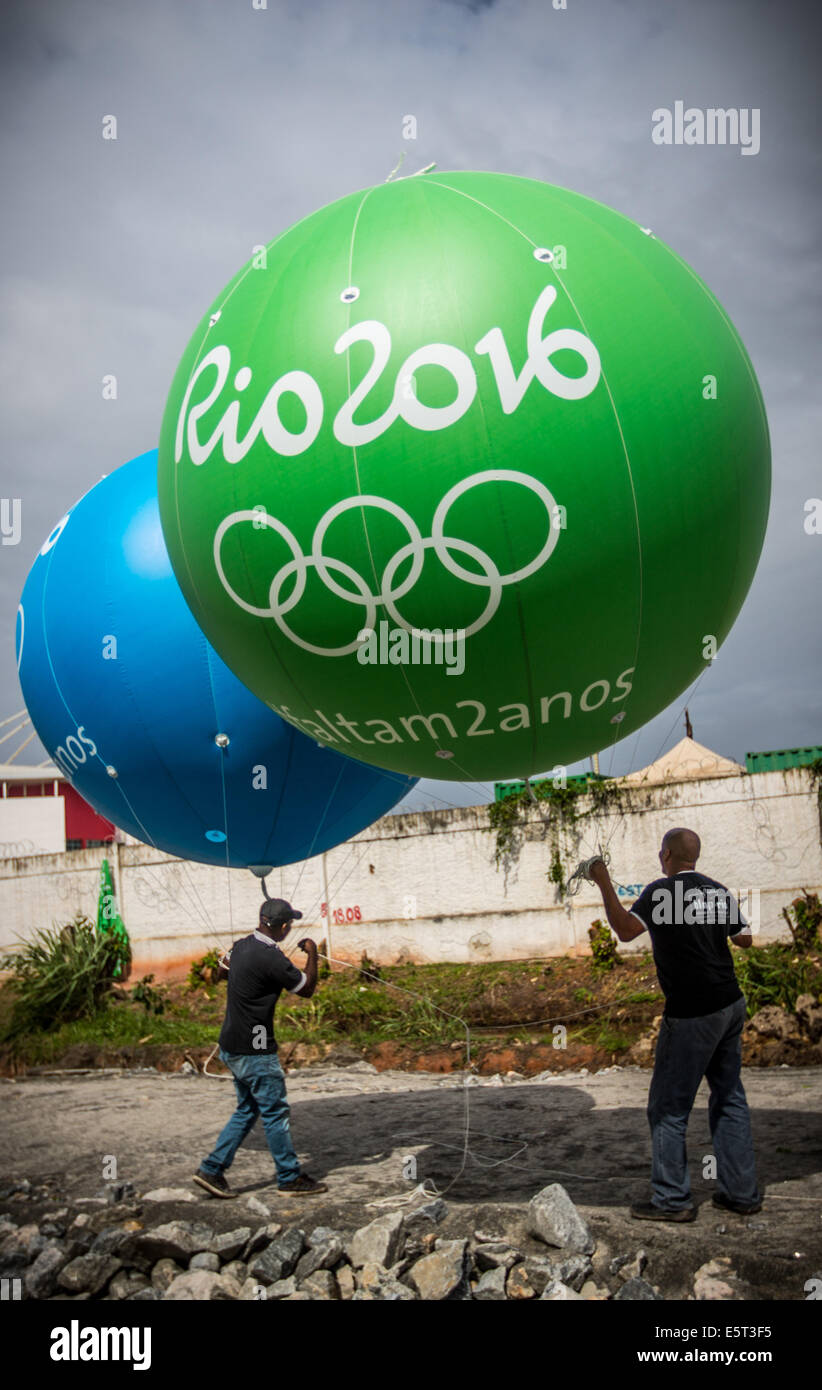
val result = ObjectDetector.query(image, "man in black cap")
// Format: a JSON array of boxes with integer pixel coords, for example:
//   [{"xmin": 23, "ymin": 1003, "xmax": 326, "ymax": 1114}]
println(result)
[{"xmin": 193, "ymin": 897, "xmax": 327, "ymax": 1197}]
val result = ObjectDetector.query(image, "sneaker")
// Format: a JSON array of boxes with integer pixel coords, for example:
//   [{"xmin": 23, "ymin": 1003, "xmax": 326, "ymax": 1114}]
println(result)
[
  {"xmin": 712, "ymin": 1192, "xmax": 762, "ymax": 1215},
  {"xmin": 630, "ymin": 1201, "xmax": 695, "ymax": 1223},
  {"xmin": 193, "ymin": 1168, "xmax": 235, "ymax": 1198},
  {"xmin": 277, "ymin": 1174, "xmax": 328, "ymax": 1196}
]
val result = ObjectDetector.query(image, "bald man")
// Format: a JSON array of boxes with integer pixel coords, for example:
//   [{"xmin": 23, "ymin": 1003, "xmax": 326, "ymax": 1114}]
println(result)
[{"xmin": 588, "ymin": 828, "xmax": 761, "ymax": 1221}]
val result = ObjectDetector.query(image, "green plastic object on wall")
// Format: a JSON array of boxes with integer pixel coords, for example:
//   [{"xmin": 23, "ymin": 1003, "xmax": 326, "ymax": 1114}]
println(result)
[
  {"xmin": 158, "ymin": 172, "xmax": 770, "ymax": 781},
  {"xmin": 96, "ymin": 858, "xmax": 130, "ymax": 980}
]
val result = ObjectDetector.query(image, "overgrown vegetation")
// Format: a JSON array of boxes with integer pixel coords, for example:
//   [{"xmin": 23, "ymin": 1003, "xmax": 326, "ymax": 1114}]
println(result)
[
  {"xmin": 486, "ymin": 777, "xmax": 631, "ymax": 890},
  {"xmin": 0, "ymin": 913, "xmax": 122, "ymax": 1042}
]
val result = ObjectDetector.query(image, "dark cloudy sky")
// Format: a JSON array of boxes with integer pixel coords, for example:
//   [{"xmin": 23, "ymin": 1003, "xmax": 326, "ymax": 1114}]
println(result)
[{"xmin": 1, "ymin": 0, "xmax": 820, "ymax": 813}]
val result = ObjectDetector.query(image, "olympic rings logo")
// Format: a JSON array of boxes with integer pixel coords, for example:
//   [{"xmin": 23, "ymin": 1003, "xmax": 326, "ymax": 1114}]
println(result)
[{"xmin": 213, "ymin": 469, "xmax": 561, "ymax": 657}]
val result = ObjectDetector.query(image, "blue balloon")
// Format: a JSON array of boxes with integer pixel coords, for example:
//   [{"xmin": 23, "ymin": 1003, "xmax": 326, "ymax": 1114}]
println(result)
[{"xmin": 16, "ymin": 451, "xmax": 415, "ymax": 868}]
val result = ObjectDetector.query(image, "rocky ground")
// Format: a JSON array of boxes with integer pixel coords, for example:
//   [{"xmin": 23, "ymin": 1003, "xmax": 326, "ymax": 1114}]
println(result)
[{"xmin": 1, "ymin": 1059, "xmax": 820, "ymax": 1301}]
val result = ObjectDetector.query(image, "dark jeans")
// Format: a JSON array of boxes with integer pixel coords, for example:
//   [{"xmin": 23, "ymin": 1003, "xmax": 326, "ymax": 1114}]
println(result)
[
  {"xmin": 201, "ymin": 1047, "xmax": 301, "ymax": 1187},
  {"xmin": 647, "ymin": 995, "xmax": 760, "ymax": 1210}
]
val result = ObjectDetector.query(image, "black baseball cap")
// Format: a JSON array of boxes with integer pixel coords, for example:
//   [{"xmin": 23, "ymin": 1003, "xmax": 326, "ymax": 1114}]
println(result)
[{"xmin": 259, "ymin": 898, "xmax": 302, "ymax": 925}]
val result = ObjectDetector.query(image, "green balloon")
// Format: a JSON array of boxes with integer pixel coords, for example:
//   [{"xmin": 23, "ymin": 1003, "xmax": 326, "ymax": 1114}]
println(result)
[{"xmin": 158, "ymin": 172, "xmax": 770, "ymax": 781}]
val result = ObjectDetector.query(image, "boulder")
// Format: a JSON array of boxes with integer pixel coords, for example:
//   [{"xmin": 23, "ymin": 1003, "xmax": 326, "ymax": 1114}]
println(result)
[
  {"xmin": 189, "ymin": 1252, "xmax": 220, "ymax": 1272},
  {"xmin": 540, "ymin": 1279, "xmax": 584, "ymax": 1301},
  {"xmin": 135, "ymin": 1221, "xmax": 215, "ymax": 1264},
  {"xmin": 57, "ymin": 1252, "xmax": 122, "ymax": 1296},
  {"xmin": 527, "ymin": 1184, "xmax": 595, "ymax": 1254},
  {"xmin": 614, "ymin": 1277, "xmax": 662, "ymax": 1301},
  {"xmin": 796, "ymin": 993, "xmax": 822, "ymax": 1042},
  {"xmin": 248, "ymin": 1228, "xmax": 305, "ymax": 1285},
  {"xmin": 346, "ymin": 1212, "xmax": 404, "ymax": 1270},
  {"xmin": 473, "ymin": 1267, "xmax": 507, "ymax": 1300},
  {"xmin": 151, "ymin": 1258, "xmax": 184, "ymax": 1292},
  {"xmin": 25, "ymin": 1244, "xmax": 68, "ymax": 1299},
  {"xmin": 506, "ymin": 1264, "xmax": 537, "ymax": 1300},
  {"xmin": 210, "ymin": 1227, "xmax": 252, "ymax": 1262},
  {"xmin": 164, "ymin": 1270, "xmax": 239, "ymax": 1300},
  {"xmin": 300, "ymin": 1270, "xmax": 339, "ymax": 1300},
  {"xmin": 409, "ymin": 1240, "xmax": 469, "ymax": 1301}
]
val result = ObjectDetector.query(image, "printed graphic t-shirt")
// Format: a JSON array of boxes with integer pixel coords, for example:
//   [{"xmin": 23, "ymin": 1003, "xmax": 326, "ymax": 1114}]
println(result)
[
  {"xmin": 628, "ymin": 871, "xmax": 747, "ymax": 1018},
  {"xmin": 219, "ymin": 933, "xmax": 306, "ymax": 1054}
]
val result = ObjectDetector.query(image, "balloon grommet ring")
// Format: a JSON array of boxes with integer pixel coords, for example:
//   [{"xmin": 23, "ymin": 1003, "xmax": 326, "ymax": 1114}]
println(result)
[
  {"xmin": 106, "ymin": 765, "xmax": 118, "ymax": 778},
  {"xmin": 610, "ymin": 711, "xmax": 626, "ymax": 724},
  {"xmin": 340, "ymin": 286, "xmax": 360, "ymax": 303},
  {"xmin": 215, "ymin": 733, "xmax": 230, "ymax": 748},
  {"xmin": 205, "ymin": 830, "xmax": 227, "ymax": 843},
  {"xmin": 435, "ymin": 750, "xmax": 454, "ymax": 759},
  {"xmin": 209, "ymin": 310, "xmax": 222, "ymax": 325},
  {"xmin": 533, "ymin": 247, "xmax": 554, "ymax": 263}
]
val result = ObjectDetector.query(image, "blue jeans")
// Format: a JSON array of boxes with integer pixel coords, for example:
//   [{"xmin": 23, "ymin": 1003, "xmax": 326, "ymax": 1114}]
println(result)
[
  {"xmin": 201, "ymin": 1048, "xmax": 301, "ymax": 1187},
  {"xmin": 647, "ymin": 996, "xmax": 760, "ymax": 1210}
]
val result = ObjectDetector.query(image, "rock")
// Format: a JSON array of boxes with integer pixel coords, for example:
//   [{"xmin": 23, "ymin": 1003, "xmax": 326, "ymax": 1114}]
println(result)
[
  {"xmin": 98, "ymin": 1182, "xmax": 137, "ymax": 1205},
  {"xmin": 141, "ymin": 1188, "xmax": 198, "ymax": 1204},
  {"xmin": 337, "ymin": 1265, "xmax": 356, "ymax": 1300},
  {"xmin": 244, "ymin": 1196, "xmax": 271, "ymax": 1219},
  {"xmin": 40, "ymin": 1211, "xmax": 68, "ymax": 1239},
  {"xmin": 190, "ymin": 1252, "xmax": 221, "ymax": 1272},
  {"xmin": 294, "ymin": 1239, "xmax": 344, "ymax": 1280},
  {"xmin": 354, "ymin": 1263, "xmax": 416, "ymax": 1300},
  {"xmin": 615, "ymin": 1277, "xmax": 662, "ymax": 1301},
  {"xmin": 747, "ymin": 1006, "xmax": 801, "ymax": 1041},
  {"xmin": 25, "ymin": 1244, "xmax": 68, "ymax": 1299},
  {"xmin": 267, "ymin": 1276, "xmax": 298, "ymax": 1299},
  {"xmin": 527, "ymin": 1184, "xmax": 595, "ymax": 1254},
  {"xmin": 164, "ymin": 1270, "xmax": 239, "ymax": 1300},
  {"xmin": 248, "ymin": 1228, "xmax": 305, "ymax": 1285},
  {"xmin": 300, "ymin": 1269, "xmax": 339, "ymax": 1300},
  {"xmin": 796, "ymin": 993, "xmax": 822, "ymax": 1042},
  {"xmin": 540, "ymin": 1279, "xmax": 584, "ymax": 1300},
  {"xmin": 0, "ymin": 1222, "xmax": 40, "ymax": 1267},
  {"xmin": 284, "ymin": 1291, "xmax": 311, "ymax": 1300},
  {"xmin": 135, "ymin": 1221, "xmax": 215, "ymax": 1264},
  {"xmin": 405, "ymin": 1200, "xmax": 447, "ymax": 1228},
  {"xmin": 615, "ymin": 1250, "xmax": 648, "ymax": 1282},
  {"xmin": 473, "ymin": 1267, "xmax": 507, "ymax": 1300},
  {"xmin": 409, "ymin": 1240, "xmax": 469, "ymax": 1301},
  {"xmin": 694, "ymin": 1257, "xmax": 737, "ymax": 1300},
  {"xmin": 243, "ymin": 1223, "xmax": 283, "ymax": 1259},
  {"xmin": 506, "ymin": 1264, "xmax": 537, "ymax": 1300},
  {"xmin": 221, "ymin": 1260, "xmax": 248, "ymax": 1283},
  {"xmin": 128, "ymin": 1287, "xmax": 161, "ymax": 1301},
  {"xmin": 307, "ymin": 1226, "xmax": 343, "ymax": 1249},
  {"xmin": 346, "ymin": 1212, "xmax": 404, "ymax": 1270},
  {"xmin": 90, "ymin": 1228, "xmax": 135, "ymax": 1260},
  {"xmin": 108, "ymin": 1269, "xmax": 150, "ymax": 1300},
  {"xmin": 57, "ymin": 1252, "xmax": 122, "ymax": 1296},
  {"xmin": 525, "ymin": 1253, "xmax": 592, "ymax": 1293},
  {"xmin": 151, "ymin": 1258, "xmax": 184, "ymax": 1292},
  {"xmin": 579, "ymin": 1280, "xmax": 611, "ymax": 1301},
  {"xmin": 209, "ymin": 1227, "xmax": 252, "ymax": 1262},
  {"xmin": 474, "ymin": 1242, "xmax": 521, "ymax": 1272},
  {"xmin": 239, "ymin": 1279, "xmax": 268, "ymax": 1300}
]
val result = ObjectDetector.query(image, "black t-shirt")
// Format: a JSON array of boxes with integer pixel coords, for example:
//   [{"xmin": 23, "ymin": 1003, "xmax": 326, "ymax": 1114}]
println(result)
[
  {"xmin": 628, "ymin": 871, "xmax": 747, "ymax": 1018},
  {"xmin": 218, "ymin": 933, "xmax": 305, "ymax": 1055}
]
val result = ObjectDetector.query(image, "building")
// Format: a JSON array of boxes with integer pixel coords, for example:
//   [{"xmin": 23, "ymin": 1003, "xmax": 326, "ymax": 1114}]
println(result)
[{"xmin": 0, "ymin": 763, "xmax": 115, "ymax": 858}]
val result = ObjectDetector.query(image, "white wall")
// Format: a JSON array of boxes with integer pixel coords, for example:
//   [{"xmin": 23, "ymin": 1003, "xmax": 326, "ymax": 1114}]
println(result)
[
  {"xmin": 0, "ymin": 795, "xmax": 65, "ymax": 860},
  {"xmin": 0, "ymin": 768, "xmax": 819, "ymax": 978}
]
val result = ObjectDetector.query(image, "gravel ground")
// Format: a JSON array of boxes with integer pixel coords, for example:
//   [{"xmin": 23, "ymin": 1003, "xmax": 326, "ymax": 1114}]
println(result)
[{"xmin": 2, "ymin": 1061, "xmax": 820, "ymax": 1300}]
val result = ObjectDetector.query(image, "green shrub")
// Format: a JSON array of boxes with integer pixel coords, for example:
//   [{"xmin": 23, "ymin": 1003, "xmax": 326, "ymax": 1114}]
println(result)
[
  {"xmin": 0, "ymin": 913, "xmax": 122, "ymax": 1040},
  {"xmin": 187, "ymin": 950, "xmax": 222, "ymax": 989}
]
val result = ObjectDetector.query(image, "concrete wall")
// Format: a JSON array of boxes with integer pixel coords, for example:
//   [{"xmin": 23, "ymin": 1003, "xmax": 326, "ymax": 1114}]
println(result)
[{"xmin": 0, "ymin": 768, "xmax": 819, "ymax": 979}]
